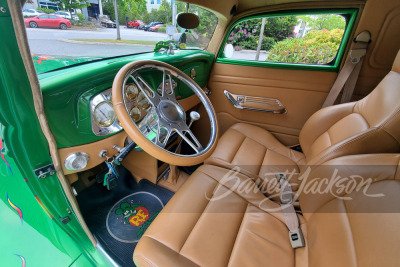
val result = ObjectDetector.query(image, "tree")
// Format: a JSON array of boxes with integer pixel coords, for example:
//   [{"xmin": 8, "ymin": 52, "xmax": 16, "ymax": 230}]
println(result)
[
  {"xmin": 103, "ymin": 0, "xmax": 147, "ymax": 24},
  {"xmin": 298, "ymin": 14, "xmax": 346, "ymax": 31},
  {"xmin": 50, "ymin": 0, "xmax": 90, "ymax": 17}
]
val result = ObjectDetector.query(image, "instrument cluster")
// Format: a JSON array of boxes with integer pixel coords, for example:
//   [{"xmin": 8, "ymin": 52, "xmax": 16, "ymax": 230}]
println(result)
[{"xmin": 90, "ymin": 83, "xmax": 152, "ymax": 136}]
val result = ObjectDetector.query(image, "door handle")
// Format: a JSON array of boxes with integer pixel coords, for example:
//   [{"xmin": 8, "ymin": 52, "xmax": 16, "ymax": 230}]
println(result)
[{"xmin": 224, "ymin": 90, "xmax": 287, "ymax": 114}]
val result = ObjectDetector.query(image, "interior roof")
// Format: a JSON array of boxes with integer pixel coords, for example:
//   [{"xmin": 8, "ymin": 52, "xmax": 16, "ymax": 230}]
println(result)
[{"xmin": 184, "ymin": 0, "xmax": 365, "ymax": 20}]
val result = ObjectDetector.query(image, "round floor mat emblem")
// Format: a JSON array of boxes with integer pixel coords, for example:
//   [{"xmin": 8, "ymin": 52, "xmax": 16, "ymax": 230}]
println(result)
[{"xmin": 106, "ymin": 191, "xmax": 164, "ymax": 243}]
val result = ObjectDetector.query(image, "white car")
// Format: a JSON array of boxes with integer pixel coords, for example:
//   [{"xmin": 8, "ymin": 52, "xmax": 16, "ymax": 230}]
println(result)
[
  {"xmin": 54, "ymin": 11, "xmax": 79, "ymax": 20},
  {"xmin": 22, "ymin": 9, "xmax": 44, "ymax": 17}
]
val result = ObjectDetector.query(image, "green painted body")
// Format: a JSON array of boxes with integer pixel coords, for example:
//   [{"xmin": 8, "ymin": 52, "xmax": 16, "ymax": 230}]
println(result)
[{"xmin": 32, "ymin": 55, "xmax": 102, "ymax": 74}]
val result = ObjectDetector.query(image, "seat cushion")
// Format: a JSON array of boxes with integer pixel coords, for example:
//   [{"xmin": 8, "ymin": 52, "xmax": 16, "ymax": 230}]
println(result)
[
  {"xmin": 133, "ymin": 164, "xmax": 307, "ymax": 267},
  {"xmin": 204, "ymin": 123, "xmax": 306, "ymax": 199}
]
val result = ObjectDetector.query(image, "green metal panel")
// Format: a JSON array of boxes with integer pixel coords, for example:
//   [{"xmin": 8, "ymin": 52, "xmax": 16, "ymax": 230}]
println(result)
[
  {"xmin": 0, "ymin": 1, "xmax": 110, "ymax": 265},
  {"xmin": 216, "ymin": 8, "xmax": 358, "ymax": 72},
  {"xmin": 39, "ymin": 50, "xmax": 214, "ymax": 148}
]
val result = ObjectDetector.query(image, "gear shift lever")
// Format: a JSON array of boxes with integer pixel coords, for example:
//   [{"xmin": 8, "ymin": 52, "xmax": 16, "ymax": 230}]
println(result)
[{"xmin": 175, "ymin": 111, "xmax": 200, "ymax": 153}]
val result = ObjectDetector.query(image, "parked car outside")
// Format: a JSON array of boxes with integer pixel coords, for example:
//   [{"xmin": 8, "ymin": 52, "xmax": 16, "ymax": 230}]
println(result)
[
  {"xmin": 143, "ymin": 21, "xmax": 162, "ymax": 31},
  {"xmin": 99, "ymin": 15, "xmax": 116, "ymax": 28},
  {"xmin": 149, "ymin": 24, "xmax": 165, "ymax": 32},
  {"xmin": 22, "ymin": 9, "xmax": 44, "ymax": 17},
  {"xmin": 54, "ymin": 11, "xmax": 79, "ymax": 21},
  {"xmin": 24, "ymin": 14, "xmax": 72, "ymax": 30},
  {"xmin": 127, "ymin": 20, "xmax": 146, "ymax": 29}
]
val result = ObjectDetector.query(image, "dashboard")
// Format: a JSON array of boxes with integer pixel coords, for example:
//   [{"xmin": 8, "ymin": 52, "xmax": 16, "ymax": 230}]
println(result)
[{"xmin": 39, "ymin": 50, "xmax": 214, "ymax": 149}]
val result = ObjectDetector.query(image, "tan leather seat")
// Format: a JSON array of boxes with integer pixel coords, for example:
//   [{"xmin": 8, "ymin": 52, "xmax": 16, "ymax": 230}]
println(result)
[
  {"xmin": 205, "ymin": 50, "xmax": 400, "ymax": 184},
  {"xmin": 134, "ymin": 154, "xmax": 400, "ymax": 266}
]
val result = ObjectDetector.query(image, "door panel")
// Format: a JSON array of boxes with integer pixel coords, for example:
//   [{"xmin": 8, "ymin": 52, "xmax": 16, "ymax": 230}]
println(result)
[{"xmin": 208, "ymin": 63, "xmax": 337, "ymax": 145}]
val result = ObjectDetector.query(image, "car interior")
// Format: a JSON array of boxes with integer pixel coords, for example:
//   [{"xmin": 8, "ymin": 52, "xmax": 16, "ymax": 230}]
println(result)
[{"xmin": 8, "ymin": 0, "xmax": 400, "ymax": 266}]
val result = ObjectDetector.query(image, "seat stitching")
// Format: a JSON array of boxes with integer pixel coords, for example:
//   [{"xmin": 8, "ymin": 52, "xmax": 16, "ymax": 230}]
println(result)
[
  {"xmin": 313, "ymin": 128, "xmax": 378, "ymax": 165},
  {"xmin": 341, "ymin": 200, "xmax": 359, "ymax": 267},
  {"xmin": 226, "ymin": 204, "xmax": 248, "ymax": 266},
  {"xmin": 138, "ymin": 236, "xmax": 200, "ymax": 267},
  {"xmin": 231, "ymin": 136, "xmax": 248, "ymax": 164},
  {"xmin": 178, "ymin": 179, "xmax": 218, "ymax": 254}
]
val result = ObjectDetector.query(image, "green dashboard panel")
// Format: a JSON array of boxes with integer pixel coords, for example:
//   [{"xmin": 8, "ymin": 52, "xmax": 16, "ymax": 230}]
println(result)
[{"xmin": 39, "ymin": 50, "xmax": 214, "ymax": 148}]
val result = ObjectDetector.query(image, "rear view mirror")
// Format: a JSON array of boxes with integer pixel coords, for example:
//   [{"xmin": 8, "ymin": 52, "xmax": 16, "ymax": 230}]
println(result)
[{"xmin": 176, "ymin": 12, "xmax": 199, "ymax": 29}]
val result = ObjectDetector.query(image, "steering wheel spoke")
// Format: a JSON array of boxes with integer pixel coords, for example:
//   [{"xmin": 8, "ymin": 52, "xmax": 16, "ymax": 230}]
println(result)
[
  {"xmin": 161, "ymin": 70, "xmax": 177, "ymax": 100},
  {"xmin": 131, "ymin": 74, "xmax": 160, "ymax": 106},
  {"xmin": 155, "ymin": 121, "xmax": 172, "ymax": 148},
  {"xmin": 176, "ymin": 125, "xmax": 203, "ymax": 153}
]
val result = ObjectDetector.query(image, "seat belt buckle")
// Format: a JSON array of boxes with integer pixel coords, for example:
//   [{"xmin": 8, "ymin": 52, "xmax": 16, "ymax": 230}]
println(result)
[{"xmin": 289, "ymin": 228, "xmax": 305, "ymax": 248}]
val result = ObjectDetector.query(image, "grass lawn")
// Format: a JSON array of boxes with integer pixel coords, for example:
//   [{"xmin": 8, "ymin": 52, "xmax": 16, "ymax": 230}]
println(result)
[{"xmin": 71, "ymin": 39, "xmax": 157, "ymax": 45}]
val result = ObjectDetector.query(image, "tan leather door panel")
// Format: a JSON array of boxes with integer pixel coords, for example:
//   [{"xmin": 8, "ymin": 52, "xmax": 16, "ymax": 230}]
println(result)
[{"xmin": 208, "ymin": 63, "xmax": 338, "ymax": 145}]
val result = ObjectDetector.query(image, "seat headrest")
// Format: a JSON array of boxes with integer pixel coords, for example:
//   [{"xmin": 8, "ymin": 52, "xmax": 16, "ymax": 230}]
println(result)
[{"xmin": 392, "ymin": 50, "xmax": 400, "ymax": 73}]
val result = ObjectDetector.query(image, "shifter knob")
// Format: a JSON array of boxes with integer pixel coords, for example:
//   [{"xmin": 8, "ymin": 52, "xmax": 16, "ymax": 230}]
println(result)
[{"xmin": 190, "ymin": 111, "xmax": 200, "ymax": 122}]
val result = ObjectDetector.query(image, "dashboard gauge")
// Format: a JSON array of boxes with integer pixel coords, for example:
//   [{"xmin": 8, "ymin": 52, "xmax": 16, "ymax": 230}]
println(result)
[
  {"xmin": 117, "ymin": 119, "xmax": 123, "ymax": 127},
  {"xmin": 125, "ymin": 83, "xmax": 138, "ymax": 100},
  {"xmin": 137, "ymin": 92, "xmax": 151, "ymax": 110},
  {"xmin": 129, "ymin": 107, "xmax": 141, "ymax": 122},
  {"xmin": 93, "ymin": 101, "xmax": 116, "ymax": 127}
]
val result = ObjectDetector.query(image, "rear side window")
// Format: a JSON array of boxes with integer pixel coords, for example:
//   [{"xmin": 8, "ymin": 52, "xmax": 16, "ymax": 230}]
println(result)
[{"xmin": 219, "ymin": 10, "xmax": 357, "ymax": 70}]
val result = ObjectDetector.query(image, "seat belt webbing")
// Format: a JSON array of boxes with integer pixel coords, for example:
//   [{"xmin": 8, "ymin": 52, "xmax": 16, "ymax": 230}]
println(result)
[
  {"xmin": 322, "ymin": 31, "xmax": 371, "ymax": 108},
  {"xmin": 277, "ymin": 173, "xmax": 305, "ymax": 249}
]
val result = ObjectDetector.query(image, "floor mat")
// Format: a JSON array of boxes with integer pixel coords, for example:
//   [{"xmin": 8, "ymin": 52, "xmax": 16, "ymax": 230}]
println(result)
[{"xmin": 77, "ymin": 167, "xmax": 174, "ymax": 267}]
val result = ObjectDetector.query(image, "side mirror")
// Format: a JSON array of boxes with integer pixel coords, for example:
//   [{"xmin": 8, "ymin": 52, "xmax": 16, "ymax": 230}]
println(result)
[
  {"xmin": 176, "ymin": 12, "xmax": 199, "ymax": 30},
  {"xmin": 223, "ymin": 44, "xmax": 234, "ymax": 58}
]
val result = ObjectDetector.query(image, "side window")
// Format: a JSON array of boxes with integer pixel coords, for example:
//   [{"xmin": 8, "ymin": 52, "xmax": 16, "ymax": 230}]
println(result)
[
  {"xmin": 221, "ymin": 11, "xmax": 356, "ymax": 68},
  {"xmin": 39, "ymin": 15, "xmax": 49, "ymax": 19},
  {"xmin": 49, "ymin": 15, "xmax": 59, "ymax": 19}
]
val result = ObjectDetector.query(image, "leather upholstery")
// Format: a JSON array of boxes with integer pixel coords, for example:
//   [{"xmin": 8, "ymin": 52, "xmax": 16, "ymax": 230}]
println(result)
[
  {"xmin": 134, "ymin": 154, "xmax": 400, "ymax": 266},
  {"xmin": 300, "ymin": 154, "xmax": 400, "ymax": 267},
  {"xmin": 206, "ymin": 50, "xmax": 400, "ymax": 180},
  {"xmin": 134, "ymin": 164, "xmax": 308, "ymax": 267}
]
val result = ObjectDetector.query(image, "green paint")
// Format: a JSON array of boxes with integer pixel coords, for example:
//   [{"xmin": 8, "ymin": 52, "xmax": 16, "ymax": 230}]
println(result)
[
  {"xmin": 33, "ymin": 55, "xmax": 102, "ymax": 74},
  {"xmin": 39, "ymin": 50, "xmax": 214, "ymax": 148},
  {"xmin": 0, "ymin": 1, "xmax": 111, "ymax": 265},
  {"xmin": 217, "ymin": 8, "xmax": 358, "ymax": 72}
]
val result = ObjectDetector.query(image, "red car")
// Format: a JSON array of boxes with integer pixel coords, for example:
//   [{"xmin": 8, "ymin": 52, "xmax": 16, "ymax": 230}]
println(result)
[
  {"xmin": 127, "ymin": 20, "xmax": 146, "ymax": 29},
  {"xmin": 149, "ymin": 24, "xmax": 165, "ymax": 32},
  {"xmin": 24, "ymin": 14, "xmax": 71, "ymax": 30}
]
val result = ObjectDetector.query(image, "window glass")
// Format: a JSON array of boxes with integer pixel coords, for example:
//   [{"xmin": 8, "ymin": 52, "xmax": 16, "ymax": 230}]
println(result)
[
  {"xmin": 26, "ymin": 2, "xmax": 218, "ymax": 74},
  {"xmin": 224, "ymin": 14, "xmax": 346, "ymax": 64},
  {"xmin": 49, "ymin": 15, "xmax": 59, "ymax": 19},
  {"xmin": 38, "ymin": 15, "xmax": 49, "ymax": 19}
]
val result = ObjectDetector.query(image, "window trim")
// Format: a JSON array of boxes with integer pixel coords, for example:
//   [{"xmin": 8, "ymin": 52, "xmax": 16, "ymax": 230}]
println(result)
[{"xmin": 216, "ymin": 8, "xmax": 358, "ymax": 72}]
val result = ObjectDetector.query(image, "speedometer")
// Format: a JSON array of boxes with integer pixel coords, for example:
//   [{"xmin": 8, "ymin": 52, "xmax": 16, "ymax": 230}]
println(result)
[{"xmin": 93, "ymin": 101, "xmax": 116, "ymax": 127}]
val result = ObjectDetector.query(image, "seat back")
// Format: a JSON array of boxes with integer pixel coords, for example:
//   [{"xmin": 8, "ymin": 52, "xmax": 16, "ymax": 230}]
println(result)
[
  {"xmin": 299, "ymin": 51, "xmax": 400, "ymax": 165},
  {"xmin": 299, "ymin": 154, "xmax": 400, "ymax": 267}
]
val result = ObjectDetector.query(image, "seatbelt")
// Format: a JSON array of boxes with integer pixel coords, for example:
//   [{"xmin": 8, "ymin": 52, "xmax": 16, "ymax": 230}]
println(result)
[
  {"xmin": 322, "ymin": 31, "xmax": 371, "ymax": 108},
  {"xmin": 277, "ymin": 173, "xmax": 305, "ymax": 249}
]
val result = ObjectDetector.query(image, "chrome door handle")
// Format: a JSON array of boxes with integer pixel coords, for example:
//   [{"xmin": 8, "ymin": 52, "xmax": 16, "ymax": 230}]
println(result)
[{"xmin": 224, "ymin": 90, "xmax": 287, "ymax": 114}]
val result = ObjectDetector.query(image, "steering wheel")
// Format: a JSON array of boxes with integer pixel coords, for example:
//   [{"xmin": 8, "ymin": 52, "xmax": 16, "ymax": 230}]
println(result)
[{"xmin": 112, "ymin": 60, "xmax": 218, "ymax": 166}]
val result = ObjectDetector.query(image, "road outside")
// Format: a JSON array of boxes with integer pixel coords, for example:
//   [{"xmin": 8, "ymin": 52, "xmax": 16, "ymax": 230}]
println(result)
[{"xmin": 27, "ymin": 26, "xmax": 169, "ymax": 57}]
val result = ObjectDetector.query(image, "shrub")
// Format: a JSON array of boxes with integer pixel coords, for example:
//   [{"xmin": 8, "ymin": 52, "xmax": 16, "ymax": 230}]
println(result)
[
  {"xmin": 238, "ymin": 36, "xmax": 275, "ymax": 51},
  {"xmin": 157, "ymin": 27, "xmax": 166, "ymax": 33},
  {"xmin": 77, "ymin": 13, "xmax": 85, "ymax": 21},
  {"xmin": 267, "ymin": 29, "xmax": 344, "ymax": 64}
]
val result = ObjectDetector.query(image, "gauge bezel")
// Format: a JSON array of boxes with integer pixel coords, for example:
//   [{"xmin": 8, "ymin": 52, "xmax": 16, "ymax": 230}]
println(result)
[
  {"xmin": 93, "ymin": 101, "xmax": 116, "ymax": 127},
  {"xmin": 90, "ymin": 88, "xmax": 123, "ymax": 136}
]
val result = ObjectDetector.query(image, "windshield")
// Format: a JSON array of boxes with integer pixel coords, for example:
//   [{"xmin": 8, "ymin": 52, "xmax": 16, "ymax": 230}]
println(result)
[{"xmin": 24, "ymin": 1, "xmax": 218, "ymax": 74}]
